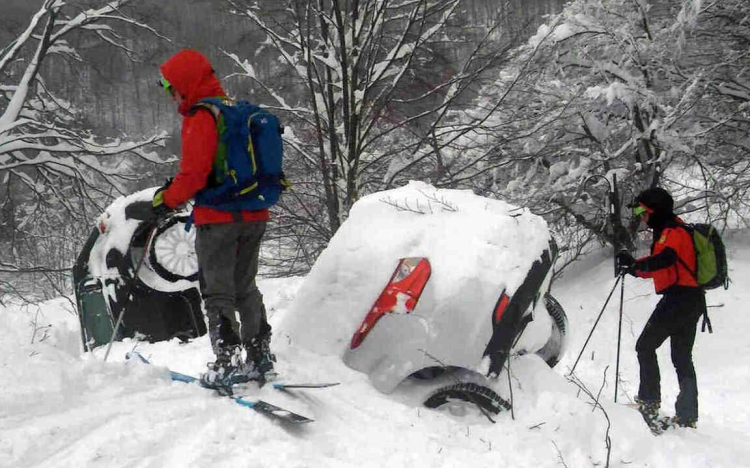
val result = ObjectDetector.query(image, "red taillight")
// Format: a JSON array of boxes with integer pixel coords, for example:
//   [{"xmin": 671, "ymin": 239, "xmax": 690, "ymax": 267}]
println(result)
[
  {"xmin": 98, "ymin": 211, "xmax": 112, "ymax": 234},
  {"xmin": 493, "ymin": 291, "xmax": 510, "ymax": 325},
  {"xmin": 350, "ymin": 257, "xmax": 431, "ymax": 349}
]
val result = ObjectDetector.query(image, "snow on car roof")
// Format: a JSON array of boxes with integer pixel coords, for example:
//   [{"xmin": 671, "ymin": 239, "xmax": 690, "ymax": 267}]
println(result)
[
  {"xmin": 277, "ymin": 181, "xmax": 552, "ymax": 356},
  {"xmin": 88, "ymin": 189, "xmax": 156, "ymax": 280}
]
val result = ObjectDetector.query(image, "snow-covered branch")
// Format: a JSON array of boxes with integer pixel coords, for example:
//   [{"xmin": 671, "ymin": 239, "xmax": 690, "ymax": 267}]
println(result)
[{"xmin": 0, "ymin": 0, "xmax": 170, "ymax": 301}]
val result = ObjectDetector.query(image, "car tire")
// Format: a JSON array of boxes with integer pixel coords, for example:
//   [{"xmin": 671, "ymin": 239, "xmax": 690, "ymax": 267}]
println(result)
[
  {"xmin": 424, "ymin": 382, "xmax": 511, "ymax": 414},
  {"xmin": 147, "ymin": 216, "xmax": 199, "ymax": 283},
  {"xmin": 535, "ymin": 293, "xmax": 568, "ymax": 368}
]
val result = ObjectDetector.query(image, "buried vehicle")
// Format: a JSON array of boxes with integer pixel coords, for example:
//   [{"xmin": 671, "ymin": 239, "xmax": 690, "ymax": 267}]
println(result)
[
  {"xmin": 278, "ymin": 181, "xmax": 569, "ymax": 416},
  {"xmin": 73, "ymin": 188, "xmax": 206, "ymax": 352},
  {"xmin": 343, "ymin": 249, "xmax": 567, "ymax": 415}
]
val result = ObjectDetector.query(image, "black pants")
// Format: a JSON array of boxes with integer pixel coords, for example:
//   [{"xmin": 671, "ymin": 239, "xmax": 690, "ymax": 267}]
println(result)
[
  {"xmin": 636, "ymin": 290, "xmax": 705, "ymax": 422},
  {"xmin": 195, "ymin": 221, "xmax": 271, "ymax": 355}
]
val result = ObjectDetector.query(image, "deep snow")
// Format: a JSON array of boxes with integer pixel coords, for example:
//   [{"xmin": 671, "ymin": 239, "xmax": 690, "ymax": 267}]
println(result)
[{"xmin": 1, "ymin": 213, "xmax": 749, "ymax": 467}]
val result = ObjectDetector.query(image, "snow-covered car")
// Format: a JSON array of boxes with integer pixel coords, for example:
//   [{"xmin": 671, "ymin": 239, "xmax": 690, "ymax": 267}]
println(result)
[
  {"xmin": 277, "ymin": 181, "xmax": 568, "ymax": 415},
  {"xmin": 344, "ymin": 249, "xmax": 566, "ymax": 414},
  {"xmin": 73, "ymin": 188, "xmax": 206, "ymax": 351}
]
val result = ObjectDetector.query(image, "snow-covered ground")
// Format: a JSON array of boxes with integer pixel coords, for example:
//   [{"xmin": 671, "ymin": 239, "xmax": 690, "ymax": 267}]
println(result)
[{"xmin": 2, "ymin": 217, "xmax": 749, "ymax": 467}]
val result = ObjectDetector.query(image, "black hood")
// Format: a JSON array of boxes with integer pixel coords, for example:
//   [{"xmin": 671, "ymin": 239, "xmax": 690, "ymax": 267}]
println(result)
[{"xmin": 635, "ymin": 187, "xmax": 675, "ymax": 231}]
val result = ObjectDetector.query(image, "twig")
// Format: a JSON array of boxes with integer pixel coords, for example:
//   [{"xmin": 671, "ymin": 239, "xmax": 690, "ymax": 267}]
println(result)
[
  {"xmin": 417, "ymin": 189, "xmax": 458, "ymax": 212},
  {"xmin": 552, "ymin": 440, "xmax": 569, "ymax": 468},
  {"xmin": 379, "ymin": 190, "xmax": 459, "ymax": 215},
  {"xmin": 29, "ymin": 307, "xmax": 51, "ymax": 345},
  {"xmin": 567, "ymin": 369, "xmax": 613, "ymax": 468},
  {"xmin": 380, "ymin": 196, "xmax": 429, "ymax": 214},
  {"xmin": 507, "ymin": 355, "xmax": 515, "ymax": 420},
  {"xmin": 479, "ymin": 437, "xmax": 492, "ymax": 451}
]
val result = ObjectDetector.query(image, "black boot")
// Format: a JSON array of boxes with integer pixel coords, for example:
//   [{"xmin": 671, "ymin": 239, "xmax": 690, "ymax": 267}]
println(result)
[
  {"xmin": 661, "ymin": 415, "xmax": 697, "ymax": 430},
  {"xmin": 248, "ymin": 333, "xmax": 277, "ymax": 386},
  {"xmin": 636, "ymin": 398, "xmax": 663, "ymax": 434},
  {"xmin": 200, "ymin": 345, "xmax": 242, "ymax": 391}
]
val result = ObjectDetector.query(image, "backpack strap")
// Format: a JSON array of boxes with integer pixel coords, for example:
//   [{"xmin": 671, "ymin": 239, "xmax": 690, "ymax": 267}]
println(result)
[
  {"xmin": 676, "ymin": 255, "xmax": 698, "ymax": 281},
  {"xmin": 189, "ymin": 101, "xmax": 221, "ymax": 122},
  {"xmin": 674, "ymin": 225, "xmax": 699, "ymax": 281}
]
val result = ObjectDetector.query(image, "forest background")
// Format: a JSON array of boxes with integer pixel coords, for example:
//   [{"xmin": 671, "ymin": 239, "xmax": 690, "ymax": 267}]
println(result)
[{"xmin": 1, "ymin": 0, "xmax": 748, "ymax": 302}]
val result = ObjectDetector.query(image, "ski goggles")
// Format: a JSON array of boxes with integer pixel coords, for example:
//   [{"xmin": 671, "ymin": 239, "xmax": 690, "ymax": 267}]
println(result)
[
  {"xmin": 633, "ymin": 204, "xmax": 653, "ymax": 217},
  {"xmin": 158, "ymin": 76, "xmax": 174, "ymax": 95}
]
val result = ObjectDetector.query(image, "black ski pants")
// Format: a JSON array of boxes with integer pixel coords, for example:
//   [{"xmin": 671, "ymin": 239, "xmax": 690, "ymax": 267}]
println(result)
[
  {"xmin": 195, "ymin": 220, "xmax": 271, "ymax": 356},
  {"xmin": 636, "ymin": 289, "xmax": 705, "ymax": 422}
]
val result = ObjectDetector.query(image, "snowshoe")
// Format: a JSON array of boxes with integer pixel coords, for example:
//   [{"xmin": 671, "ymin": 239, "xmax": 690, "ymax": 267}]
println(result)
[{"xmin": 634, "ymin": 398, "xmax": 663, "ymax": 435}]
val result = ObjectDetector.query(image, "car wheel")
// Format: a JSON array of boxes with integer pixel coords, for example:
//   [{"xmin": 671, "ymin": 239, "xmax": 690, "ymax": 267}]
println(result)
[
  {"xmin": 410, "ymin": 367, "xmax": 449, "ymax": 380},
  {"xmin": 148, "ymin": 216, "xmax": 199, "ymax": 283},
  {"xmin": 424, "ymin": 382, "xmax": 511, "ymax": 415},
  {"xmin": 535, "ymin": 293, "xmax": 568, "ymax": 368}
]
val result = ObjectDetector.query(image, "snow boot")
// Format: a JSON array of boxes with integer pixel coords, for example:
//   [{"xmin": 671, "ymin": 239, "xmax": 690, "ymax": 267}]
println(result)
[
  {"xmin": 635, "ymin": 398, "xmax": 663, "ymax": 434},
  {"xmin": 247, "ymin": 333, "xmax": 278, "ymax": 386},
  {"xmin": 232, "ymin": 351, "xmax": 262, "ymax": 385},
  {"xmin": 200, "ymin": 345, "xmax": 244, "ymax": 392},
  {"xmin": 660, "ymin": 415, "xmax": 697, "ymax": 430}
]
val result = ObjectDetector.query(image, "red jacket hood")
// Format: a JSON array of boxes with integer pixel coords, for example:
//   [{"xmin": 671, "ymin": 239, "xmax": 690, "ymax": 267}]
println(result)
[{"xmin": 160, "ymin": 49, "xmax": 226, "ymax": 116}]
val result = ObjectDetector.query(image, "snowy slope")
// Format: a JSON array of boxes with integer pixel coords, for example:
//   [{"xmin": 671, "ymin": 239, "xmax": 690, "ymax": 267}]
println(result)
[{"xmin": 1, "ymin": 233, "xmax": 750, "ymax": 467}]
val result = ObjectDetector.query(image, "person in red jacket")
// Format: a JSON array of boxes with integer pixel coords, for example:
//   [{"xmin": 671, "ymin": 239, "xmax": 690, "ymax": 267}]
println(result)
[
  {"xmin": 617, "ymin": 187, "xmax": 706, "ymax": 430},
  {"xmin": 153, "ymin": 49, "xmax": 276, "ymax": 386}
]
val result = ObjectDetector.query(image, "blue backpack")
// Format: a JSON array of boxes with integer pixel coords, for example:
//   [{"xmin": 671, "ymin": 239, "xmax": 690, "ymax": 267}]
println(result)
[{"xmin": 191, "ymin": 98, "xmax": 289, "ymax": 212}]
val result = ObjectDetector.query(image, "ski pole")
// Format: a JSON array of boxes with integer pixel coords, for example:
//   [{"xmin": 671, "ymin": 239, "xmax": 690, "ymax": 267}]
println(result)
[
  {"xmin": 614, "ymin": 272, "xmax": 625, "ymax": 402},
  {"xmin": 568, "ymin": 273, "xmax": 623, "ymax": 376},
  {"xmin": 103, "ymin": 223, "xmax": 160, "ymax": 362}
]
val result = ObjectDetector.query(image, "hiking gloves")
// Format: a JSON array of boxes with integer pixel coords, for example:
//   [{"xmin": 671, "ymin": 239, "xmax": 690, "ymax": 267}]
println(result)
[
  {"xmin": 152, "ymin": 178, "xmax": 174, "ymax": 218},
  {"xmin": 616, "ymin": 251, "xmax": 636, "ymax": 276}
]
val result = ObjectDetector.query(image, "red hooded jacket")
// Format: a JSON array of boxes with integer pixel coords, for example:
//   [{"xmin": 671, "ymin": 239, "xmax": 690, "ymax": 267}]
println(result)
[{"xmin": 159, "ymin": 50, "xmax": 269, "ymax": 225}]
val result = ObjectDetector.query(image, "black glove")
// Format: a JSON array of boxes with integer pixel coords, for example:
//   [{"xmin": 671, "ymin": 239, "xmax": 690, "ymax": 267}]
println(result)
[
  {"xmin": 615, "ymin": 251, "xmax": 636, "ymax": 276},
  {"xmin": 152, "ymin": 178, "xmax": 174, "ymax": 218}
]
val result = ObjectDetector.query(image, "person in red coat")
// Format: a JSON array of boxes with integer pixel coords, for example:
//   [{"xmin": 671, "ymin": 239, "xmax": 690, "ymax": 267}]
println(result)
[
  {"xmin": 617, "ymin": 187, "xmax": 705, "ymax": 430},
  {"xmin": 153, "ymin": 49, "xmax": 276, "ymax": 386}
]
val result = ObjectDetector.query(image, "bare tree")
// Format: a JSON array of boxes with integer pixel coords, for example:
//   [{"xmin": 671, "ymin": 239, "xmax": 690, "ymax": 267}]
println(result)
[
  {"xmin": 0, "ymin": 0, "xmax": 169, "ymax": 299},
  {"xmin": 224, "ymin": 0, "xmax": 526, "ymax": 274},
  {"xmin": 459, "ymin": 0, "xmax": 750, "ymax": 269},
  {"xmin": 669, "ymin": 0, "xmax": 750, "ymax": 228}
]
